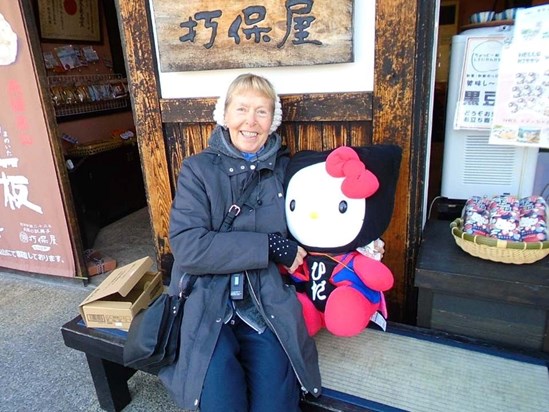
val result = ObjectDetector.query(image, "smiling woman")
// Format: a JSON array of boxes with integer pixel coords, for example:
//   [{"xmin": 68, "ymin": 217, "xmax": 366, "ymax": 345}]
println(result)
[
  {"xmin": 160, "ymin": 72, "xmax": 321, "ymax": 411},
  {"xmin": 224, "ymin": 91, "xmax": 273, "ymax": 153},
  {"xmin": 214, "ymin": 73, "xmax": 284, "ymax": 153}
]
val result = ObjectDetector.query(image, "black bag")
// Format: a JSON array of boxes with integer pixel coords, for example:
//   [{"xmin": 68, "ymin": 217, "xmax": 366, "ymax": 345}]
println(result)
[
  {"xmin": 123, "ymin": 275, "xmax": 196, "ymax": 372},
  {"xmin": 123, "ymin": 171, "xmax": 260, "ymax": 371}
]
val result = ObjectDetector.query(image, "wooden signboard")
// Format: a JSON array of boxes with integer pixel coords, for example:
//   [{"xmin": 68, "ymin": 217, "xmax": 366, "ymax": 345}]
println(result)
[
  {"xmin": 151, "ymin": 0, "xmax": 353, "ymax": 72},
  {"xmin": 0, "ymin": 3, "xmax": 75, "ymax": 277}
]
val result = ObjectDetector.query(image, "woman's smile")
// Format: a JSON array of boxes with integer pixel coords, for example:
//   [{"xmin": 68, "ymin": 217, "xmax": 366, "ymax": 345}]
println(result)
[{"xmin": 225, "ymin": 91, "xmax": 273, "ymax": 153}]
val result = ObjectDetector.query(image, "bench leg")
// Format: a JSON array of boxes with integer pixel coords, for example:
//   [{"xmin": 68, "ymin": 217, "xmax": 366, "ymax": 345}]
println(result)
[{"xmin": 86, "ymin": 354, "xmax": 136, "ymax": 412}]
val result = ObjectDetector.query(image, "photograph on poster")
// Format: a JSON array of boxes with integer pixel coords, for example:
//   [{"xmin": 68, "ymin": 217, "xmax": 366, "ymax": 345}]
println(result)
[
  {"xmin": 0, "ymin": 12, "xmax": 17, "ymax": 65},
  {"xmin": 489, "ymin": 5, "xmax": 549, "ymax": 149}
]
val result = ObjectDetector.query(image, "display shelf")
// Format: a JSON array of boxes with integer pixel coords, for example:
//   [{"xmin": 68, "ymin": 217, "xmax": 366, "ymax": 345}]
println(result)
[
  {"xmin": 65, "ymin": 138, "xmax": 136, "ymax": 157},
  {"xmin": 48, "ymin": 73, "xmax": 129, "ymax": 119}
]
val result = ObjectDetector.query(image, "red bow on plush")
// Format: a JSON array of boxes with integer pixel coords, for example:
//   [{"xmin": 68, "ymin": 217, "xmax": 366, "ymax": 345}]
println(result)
[{"xmin": 325, "ymin": 146, "xmax": 379, "ymax": 199}]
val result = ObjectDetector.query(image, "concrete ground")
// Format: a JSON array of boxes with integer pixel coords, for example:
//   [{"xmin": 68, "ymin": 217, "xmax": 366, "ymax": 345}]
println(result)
[
  {"xmin": 0, "ymin": 269, "xmax": 182, "ymax": 412},
  {"xmin": 0, "ymin": 208, "xmax": 178, "ymax": 412}
]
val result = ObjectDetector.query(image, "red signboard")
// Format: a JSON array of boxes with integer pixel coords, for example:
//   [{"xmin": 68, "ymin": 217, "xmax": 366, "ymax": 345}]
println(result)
[{"xmin": 0, "ymin": 3, "xmax": 75, "ymax": 277}]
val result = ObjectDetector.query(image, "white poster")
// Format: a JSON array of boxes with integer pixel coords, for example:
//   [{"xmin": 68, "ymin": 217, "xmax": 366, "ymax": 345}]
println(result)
[
  {"xmin": 489, "ymin": 5, "xmax": 549, "ymax": 148},
  {"xmin": 453, "ymin": 36, "xmax": 507, "ymax": 130}
]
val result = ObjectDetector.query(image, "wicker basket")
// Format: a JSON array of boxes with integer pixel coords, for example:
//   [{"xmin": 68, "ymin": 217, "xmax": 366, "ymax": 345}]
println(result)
[{"xmin": 450, "ymin": 218, "xmax": 549, "ymax": 264}]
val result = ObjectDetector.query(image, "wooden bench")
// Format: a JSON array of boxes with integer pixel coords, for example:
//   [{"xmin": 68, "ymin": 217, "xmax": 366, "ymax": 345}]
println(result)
[{"xmin": 61, "ymin": 315, "xmax": 392, "ymax": 412}]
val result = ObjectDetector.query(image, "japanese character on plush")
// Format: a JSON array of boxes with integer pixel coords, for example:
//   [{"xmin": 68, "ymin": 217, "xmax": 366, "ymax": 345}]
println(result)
[{"xmin": 283, "ymin": 145, "xmax": 402, "ymax": 337}]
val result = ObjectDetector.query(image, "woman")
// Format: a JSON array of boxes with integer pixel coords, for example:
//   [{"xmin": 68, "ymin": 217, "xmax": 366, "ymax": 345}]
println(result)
[{"xmin": 159, "ymin": 73, "xmax": 322, "ymax": 411}]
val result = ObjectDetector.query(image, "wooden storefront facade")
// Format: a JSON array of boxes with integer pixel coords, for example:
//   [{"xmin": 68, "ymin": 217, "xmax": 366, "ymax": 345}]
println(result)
[
  {"xmin": 113, "ymin": 0, "xmax": 437, "ymax": 323},
  {"xmin": 12, "ymin": 0, "xmax": 437, "ymax": 324}
]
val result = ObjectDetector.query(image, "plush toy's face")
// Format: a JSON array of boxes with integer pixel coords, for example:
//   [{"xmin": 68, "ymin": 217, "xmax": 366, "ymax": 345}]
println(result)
[
  {"xmin": 285, "ymin": 162, "xmax": 366, "ymax": 248},
  {"xmin": 284, "ymin": 145, "xmax": 402, "ymax": 253}
]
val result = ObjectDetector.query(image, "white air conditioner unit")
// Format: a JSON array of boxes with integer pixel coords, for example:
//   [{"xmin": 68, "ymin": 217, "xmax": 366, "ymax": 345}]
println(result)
[{"xmin": 441, "ymin": 25, "xmax": 538, "ymax": 200}]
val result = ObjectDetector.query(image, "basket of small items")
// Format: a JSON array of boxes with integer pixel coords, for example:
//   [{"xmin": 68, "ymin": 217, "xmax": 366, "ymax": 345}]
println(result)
[{"xmin": 450, "ymin": 195, "xmax": 549, "ymax": 264}]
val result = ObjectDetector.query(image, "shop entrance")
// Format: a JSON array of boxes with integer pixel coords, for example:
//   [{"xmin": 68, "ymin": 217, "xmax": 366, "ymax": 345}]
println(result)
[{"xmin": 28, "ymin": 0, "xmax": 151, "ymax": 278}]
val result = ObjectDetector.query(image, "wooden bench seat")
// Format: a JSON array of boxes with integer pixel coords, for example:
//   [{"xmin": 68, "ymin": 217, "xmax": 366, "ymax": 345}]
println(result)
[
  {"xmin": 60, "ymin": 316, "xmax": 389, "ymax": 412},
  {"xmin": 61, "ymin": 314, "xmax": 549, "ymax": 411}
]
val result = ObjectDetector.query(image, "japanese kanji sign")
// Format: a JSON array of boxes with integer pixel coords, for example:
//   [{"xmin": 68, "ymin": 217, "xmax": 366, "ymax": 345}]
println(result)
[
  {"xmin": 151, "ymin": 0, "xmax": 354, "ymax": 72},
  {"xmin": 0, "ymin": 4, "xmax": 75, "ymax": 277},
  {"xmin": 454, "ymin": 35, "xmax": 508, "ymax": 130}
]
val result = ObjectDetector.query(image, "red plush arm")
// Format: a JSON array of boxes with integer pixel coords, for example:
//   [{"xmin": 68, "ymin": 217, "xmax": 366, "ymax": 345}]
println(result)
[{"xmin": 352, "ymin": 253, "xmax": 394, "ymax": 291}]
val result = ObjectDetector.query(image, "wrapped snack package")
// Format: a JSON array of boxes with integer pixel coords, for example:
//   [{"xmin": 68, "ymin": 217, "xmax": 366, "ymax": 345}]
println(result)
[
  {"xmin": 519, "ymin": 196, "xmax": 547, "ymax": 242},
  {"xmin": 489, "ymin": 195, "xmax": 522, "ymax": 241},
  {"xmin": 462, "ymin": 196, "xmax": 490, "ymax": 236}
]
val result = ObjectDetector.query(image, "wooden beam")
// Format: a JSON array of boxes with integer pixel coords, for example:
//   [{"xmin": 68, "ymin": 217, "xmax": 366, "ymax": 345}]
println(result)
[
  {"xmin": 160, "ymin": 92, "xmax": 373, "ymax": 123},
  {"xmin": 115, "ymin": 0, "xmax": 173, "ymax": 275}
]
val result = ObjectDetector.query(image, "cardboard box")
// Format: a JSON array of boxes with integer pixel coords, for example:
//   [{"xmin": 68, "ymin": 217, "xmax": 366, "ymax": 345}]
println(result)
[{"xmin": 79, "ymin": 256, "xmax": 163, "ymax": 330}]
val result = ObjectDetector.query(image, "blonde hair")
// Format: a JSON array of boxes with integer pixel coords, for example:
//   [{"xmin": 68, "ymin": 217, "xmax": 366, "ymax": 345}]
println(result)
[{"xmin": 213, "ymin": 73, "xmax": 283, "ymax": 133}]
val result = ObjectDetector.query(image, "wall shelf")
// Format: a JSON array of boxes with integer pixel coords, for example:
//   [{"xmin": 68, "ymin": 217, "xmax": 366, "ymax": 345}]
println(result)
[{"xmin": 48, "ymin": 73, "xmax": 129, "ymax": 119}]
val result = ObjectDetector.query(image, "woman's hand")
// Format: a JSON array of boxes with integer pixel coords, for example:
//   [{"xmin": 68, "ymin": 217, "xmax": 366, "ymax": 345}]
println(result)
[
  {"xmin": 357, "ymin": 238, "xmax": 385, "ymax": 261},
  {"xmin": 284, "ymin": 246, "xmax": 307, "ymax": 274}
]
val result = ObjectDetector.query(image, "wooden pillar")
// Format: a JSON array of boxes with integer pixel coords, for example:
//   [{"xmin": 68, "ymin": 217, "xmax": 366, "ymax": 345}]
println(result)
[
  {"xmin": 114, "ymin": 0, "xmax": 173, "ymax": 275},
  {"xmin": 374, "ymin": 0, "xmax": 437, "ymax": 321}
]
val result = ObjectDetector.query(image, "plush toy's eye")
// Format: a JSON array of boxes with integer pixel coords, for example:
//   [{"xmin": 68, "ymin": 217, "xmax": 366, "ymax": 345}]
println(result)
[
  {"xmin": 339, "ymin": 200, "xmax": 348, "ymax": 213},
  {"xmin": 289, "ymin": 199, "xmax": 296, "ymax": 211}
]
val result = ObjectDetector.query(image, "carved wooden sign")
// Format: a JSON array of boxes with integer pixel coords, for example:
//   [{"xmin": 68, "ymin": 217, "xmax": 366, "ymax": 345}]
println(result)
[{"xmin": 151, "ymin": 0, "xmax": 354, "ymax": 72}]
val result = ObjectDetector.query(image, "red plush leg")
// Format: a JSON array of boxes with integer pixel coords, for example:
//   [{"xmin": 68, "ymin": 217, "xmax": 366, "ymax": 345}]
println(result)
[
  {"xmin": 296, "ymin": 293, "xmax": 324, "ymax": 336},
  {"xmin": 324, "ymin": 287, "xmax": 376, "ymax": 337}
]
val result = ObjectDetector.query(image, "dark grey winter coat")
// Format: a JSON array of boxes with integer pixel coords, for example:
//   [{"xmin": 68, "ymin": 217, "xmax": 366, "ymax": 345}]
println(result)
[{"xmin": 159, "ymin": 126, "xmax": 322, "ymax": 410}]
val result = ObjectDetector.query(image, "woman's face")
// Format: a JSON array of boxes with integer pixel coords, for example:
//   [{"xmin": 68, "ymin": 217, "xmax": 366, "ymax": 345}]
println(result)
[{"xmin": 224, "ymin": 90, "xmax": 274, "ymax": 154}]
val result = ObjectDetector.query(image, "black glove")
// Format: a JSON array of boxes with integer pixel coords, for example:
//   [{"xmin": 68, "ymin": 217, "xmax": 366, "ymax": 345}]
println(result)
[{"xmin": 268, "ymin": 233, "xmax": 299, "ymax": 267}]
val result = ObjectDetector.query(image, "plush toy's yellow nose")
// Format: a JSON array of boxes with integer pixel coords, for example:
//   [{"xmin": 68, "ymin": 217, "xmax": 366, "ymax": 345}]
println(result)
[{"xmin": 309, "ymin": 211, "xmax": 319, "ymax": 220}]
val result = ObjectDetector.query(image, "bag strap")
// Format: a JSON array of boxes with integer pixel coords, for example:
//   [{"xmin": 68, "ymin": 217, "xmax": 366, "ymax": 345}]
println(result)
[
  {"xmin": 218, "ymin": 171, "xmax": 260, "ymax": 232},
  {"xmin": 183, "ymin": 167, "xmax": 261, "ymax": 294},
  {"xmin": 179, "ymin": 273, "xmax": 198, "ymax": 299}
]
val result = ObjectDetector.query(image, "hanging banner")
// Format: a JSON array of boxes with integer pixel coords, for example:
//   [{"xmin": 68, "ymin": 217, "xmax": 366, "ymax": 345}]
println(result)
[
  {"xmin": 453, "ymin": 34, "xmax": 508, "ymax": 130},
  {"xmin": 151, "ymin": 0, "xmax": 354, "ymax": 72},
  {"xmin": 0, "ymin": 4, "xmax": 75, "ymax": 277},
  {"xmin": 489, "ymin": 5, "xmax": 549, "ymax": 148}
]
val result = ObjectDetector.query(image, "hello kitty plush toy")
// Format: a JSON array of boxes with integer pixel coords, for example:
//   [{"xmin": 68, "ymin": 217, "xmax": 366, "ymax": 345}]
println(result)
[{"xmin": 284, "ymin": 145, "xmax": 402, "ymax": 337}]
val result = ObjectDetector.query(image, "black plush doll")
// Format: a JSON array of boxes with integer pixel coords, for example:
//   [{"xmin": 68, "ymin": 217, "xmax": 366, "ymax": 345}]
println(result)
[{"xmin": 284, "ymin": 145, "xmax": 402, "ymax": 337}]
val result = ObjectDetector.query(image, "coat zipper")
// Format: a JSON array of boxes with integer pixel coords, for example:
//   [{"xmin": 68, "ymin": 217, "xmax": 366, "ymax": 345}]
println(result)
[{"xmin": 244, "ymin": 271, "xmax": 309, "ymax": 394}]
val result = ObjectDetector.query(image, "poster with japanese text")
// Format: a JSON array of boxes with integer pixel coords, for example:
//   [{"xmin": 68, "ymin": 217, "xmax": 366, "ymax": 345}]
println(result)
[
  {"xmin": 37, "ymin": 0, "xmax": 101, "ymax": 43},
  {"xmin": 489, "ymin": 5, "xmax": 549, "ymax": 148},
  {"xmin": 454, "ymin": 35, "xmax": 508, "ymax": 130},
  {"xmin": 0, "ymin": 4, "xmax": 75, "ymax": 277}
]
